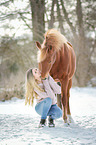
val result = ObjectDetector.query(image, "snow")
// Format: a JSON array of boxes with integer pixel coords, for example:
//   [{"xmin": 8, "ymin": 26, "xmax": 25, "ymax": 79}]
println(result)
[{"xmin": 0, "ymin": 87, "xmax": 96, "ymax": 145}]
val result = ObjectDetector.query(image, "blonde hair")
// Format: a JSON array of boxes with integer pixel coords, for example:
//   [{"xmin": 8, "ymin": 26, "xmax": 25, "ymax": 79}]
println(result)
[{"xmin": 25, "ymin": 68, "xmax": 44, "ymax": 106}]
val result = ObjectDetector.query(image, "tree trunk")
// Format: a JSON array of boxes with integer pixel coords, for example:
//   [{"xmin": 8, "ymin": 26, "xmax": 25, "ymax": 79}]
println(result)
[
  {"xmin": 75, "ymin": 0, "xmax": 90, "ymax": 86},
  {"xmin": 29, "ymin": 0, "xmax": 45, "ymax": 43},
  {"xmin": 48, "ymin": 0, "xmax": 55, "ymax": 29},
  {"xmin": 56, "ymin": 0, "xmax": 64, "ymax": 34},
  {"xmin": 60, "ymin": 0, "xmax": 77, "ymax": 37},
  {"xmin": 60, "ymin": 0, "xmax": 90, "ymax": 86}
]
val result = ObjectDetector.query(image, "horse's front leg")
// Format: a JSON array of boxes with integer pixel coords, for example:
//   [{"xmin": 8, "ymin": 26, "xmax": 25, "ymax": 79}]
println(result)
[
  {"xmin": 57, "ymin": 94, "xmax": 62, "ymax": 109},
  {"xmin": 61, "ymin": 75, "xmax": 69, "ymax": 123}
]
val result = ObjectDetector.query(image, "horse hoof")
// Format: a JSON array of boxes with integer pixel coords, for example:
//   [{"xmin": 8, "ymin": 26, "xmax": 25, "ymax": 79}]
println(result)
[
  {"xmin": 64, "ymin": 122, "xmax": 70, "ymax": 126},
  {"xmin": 67, "ymin": 115, "xmax": 74, "ymax": 123},
  {"xmin": 64, "ymin": 119, "xmax": 70, "ymax": 125}
]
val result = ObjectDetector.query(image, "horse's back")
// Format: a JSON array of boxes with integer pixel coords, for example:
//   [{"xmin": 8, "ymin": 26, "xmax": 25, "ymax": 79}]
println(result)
[{"xmin": 66, "ymin": 43, "xmax": 76, "ymax": 78}]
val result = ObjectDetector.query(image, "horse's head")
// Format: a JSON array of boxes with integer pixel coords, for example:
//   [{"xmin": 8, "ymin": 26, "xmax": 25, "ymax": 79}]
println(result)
[
  {"xmin": 36, "ymin": 29, "xmax": 68, "ymax": 79},
  {"xmin": 36, "ymin": 41, "xmax": 56, "ymax": 79}
]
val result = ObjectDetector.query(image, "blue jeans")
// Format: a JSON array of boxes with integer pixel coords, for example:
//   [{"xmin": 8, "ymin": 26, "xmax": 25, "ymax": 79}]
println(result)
[{"xmin": 35, "ymin": 97, "xmax": 62, "ymax": 120}]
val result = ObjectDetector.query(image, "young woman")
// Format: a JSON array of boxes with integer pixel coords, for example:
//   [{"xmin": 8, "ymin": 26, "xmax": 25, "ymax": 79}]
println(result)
[{"xmin": 25, "ymin": 68, "xmax": 62, "ymax": 128}]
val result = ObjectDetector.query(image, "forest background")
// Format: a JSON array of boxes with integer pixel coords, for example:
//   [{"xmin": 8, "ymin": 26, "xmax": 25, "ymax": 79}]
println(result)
[{"xmin": 0, "ymin": 0, "xmax": 96, "ymax": 101}]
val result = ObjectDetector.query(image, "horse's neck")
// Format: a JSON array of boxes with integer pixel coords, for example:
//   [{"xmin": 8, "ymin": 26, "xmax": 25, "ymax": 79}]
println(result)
[
  {"xmin": 50, "ymin": 50, "xmax": 62, "ymax": 79},
  {"xmin": 50, "ymin": 44, "xmax": 69, "ymax": 79},
  {"xmin": 55, "ymin": 45, "xmax": 65, "ymax": 65}
]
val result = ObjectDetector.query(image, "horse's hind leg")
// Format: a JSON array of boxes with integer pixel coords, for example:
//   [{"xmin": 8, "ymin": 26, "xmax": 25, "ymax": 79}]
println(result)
[
  {"xmin": 61, "ymin": 75, "xmax": 69, "ymax": 123},
  {"xmin": 67, "ymin": 79, "xmax": 72, "ymax": 115},
  {"xmin": 57, "ymin": 83, "xmax": 62, "ymax": 109},
  {"xmin": 67, "ymin": 79, "xmax": 74, "ymax": 123}
]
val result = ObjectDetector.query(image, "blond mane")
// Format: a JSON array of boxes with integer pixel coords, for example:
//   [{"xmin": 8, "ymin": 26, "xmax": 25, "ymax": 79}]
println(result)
[
  {"xmin": 45, "ymin": 29, "xmax": 67, "ymax": 50},
  {"xmin": 37, "ymin": 29, "xmax": 67, "ymax": 62}
]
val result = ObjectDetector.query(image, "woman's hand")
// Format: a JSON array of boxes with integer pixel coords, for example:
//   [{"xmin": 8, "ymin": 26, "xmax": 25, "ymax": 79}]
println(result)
[{"xmin": 41, "ymin": 73, "xmax": 49, "ymax": 80}]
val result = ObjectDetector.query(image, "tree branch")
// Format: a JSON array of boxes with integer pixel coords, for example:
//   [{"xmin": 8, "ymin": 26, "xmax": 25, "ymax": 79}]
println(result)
[
  {"xmin": 60, "ymin": 0, "xmax": 77, "ymax": 37},
  {"xmin": 0, "ymin": 0, "xmax": 10, "ymax": 6},
  {"xmin": 0, "ymin": 11, "xmax": 30, "ymax": 21},
  {"xmin": 18, "ymin": 13, "xmax": 32, "ymax": 30}
]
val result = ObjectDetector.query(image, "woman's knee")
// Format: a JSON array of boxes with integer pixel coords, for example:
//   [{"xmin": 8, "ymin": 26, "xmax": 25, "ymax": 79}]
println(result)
[
  {"xmin": 45, "ymin": 97, "xmax": 52, "ymax": 104},
  {"xmin": 59, "ymin": 109, "xmax": 63, "ymax": 118}
]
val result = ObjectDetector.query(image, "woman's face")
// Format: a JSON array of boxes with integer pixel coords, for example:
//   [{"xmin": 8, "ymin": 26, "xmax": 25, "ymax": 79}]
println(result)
[{"xmin": 32, "ymin": 68, "xmax": 41, "ymax": 82}]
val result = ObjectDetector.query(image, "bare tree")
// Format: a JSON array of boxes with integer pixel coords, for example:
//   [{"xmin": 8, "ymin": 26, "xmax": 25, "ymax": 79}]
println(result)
[
  {"xmin": 57, "ymin": 0, "xmax": 96, "ymax": 86},
  {"xmin": 0, "ymin": 0, "xmax": 96, "ymax": 87},
  {"xmin": 74, "ymin": 0, "xmax": 90, "ymax": 86},
  {"xmin": 48, "ymin": 0, "xmax": 55, "ymax": 29},
  {"xmin": 29, "ymin": 0, "xmax": 45, "ymax": 43}
]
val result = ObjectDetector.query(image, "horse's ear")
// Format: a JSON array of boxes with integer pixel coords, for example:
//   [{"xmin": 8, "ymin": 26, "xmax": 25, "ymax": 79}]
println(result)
[{"xmin": 36, "ymin": 41, "xmax": 41, "ymax": 50}]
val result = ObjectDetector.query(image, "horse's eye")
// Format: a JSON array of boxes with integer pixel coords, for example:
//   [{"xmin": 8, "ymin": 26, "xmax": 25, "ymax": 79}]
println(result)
[{"xmin": 50, "ymin": 45, "xmax": 52, "ymax": 50}]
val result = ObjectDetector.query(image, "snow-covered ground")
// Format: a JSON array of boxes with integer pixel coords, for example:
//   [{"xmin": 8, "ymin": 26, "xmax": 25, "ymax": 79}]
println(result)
[{"xmin": 0, "ymin": 87, "xmax": 96, "ymax": 145}]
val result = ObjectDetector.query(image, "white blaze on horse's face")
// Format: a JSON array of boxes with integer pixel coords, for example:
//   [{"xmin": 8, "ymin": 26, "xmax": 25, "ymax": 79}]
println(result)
[
  {"xmin": 39, "ymin": 58, "xmax": 52, "ymax": 79},
  {"xmin": 36, "ymin": 41, "xmax": 56, "ymax": 79}
]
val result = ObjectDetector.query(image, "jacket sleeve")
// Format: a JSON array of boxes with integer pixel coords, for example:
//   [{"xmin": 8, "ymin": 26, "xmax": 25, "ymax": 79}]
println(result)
[
  {"xmin": 42, "ymin": 78, "xmax": 56, "ymax": 100},
  {"xmin": 34, "ymin": 80, "xmax": 57, "ymax": 105},
  {"xmin": 42, "ymin": 78, "xmax": 57, "ymax": 105},
  {"xmin": 48, "ymin": 75, "xmax": 61, "ymax": 94},
  {"xmin": 34, "ymin": 88, "xmax": 49, "ymax": 99}
]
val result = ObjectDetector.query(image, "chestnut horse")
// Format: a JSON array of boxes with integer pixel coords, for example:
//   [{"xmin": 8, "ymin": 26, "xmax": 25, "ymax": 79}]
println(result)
[{"xmin": 36, "ymin": 29, "xmax": 76, "ymax": 124}]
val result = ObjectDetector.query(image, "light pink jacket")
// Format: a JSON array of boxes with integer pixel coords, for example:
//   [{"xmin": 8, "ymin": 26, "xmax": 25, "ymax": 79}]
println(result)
[{"xmin": 34, "ymin": 75, "xmax": 61, "ymax": 105}]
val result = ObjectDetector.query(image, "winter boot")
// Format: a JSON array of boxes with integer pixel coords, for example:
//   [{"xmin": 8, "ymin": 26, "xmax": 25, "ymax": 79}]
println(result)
[
  {"xmin": 39, "ymin": 119, "xmax": 46, "ymax": 128},
  {"xmin": 48, "ymin": 116, "xmax": 55, "ymax": 127}
]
